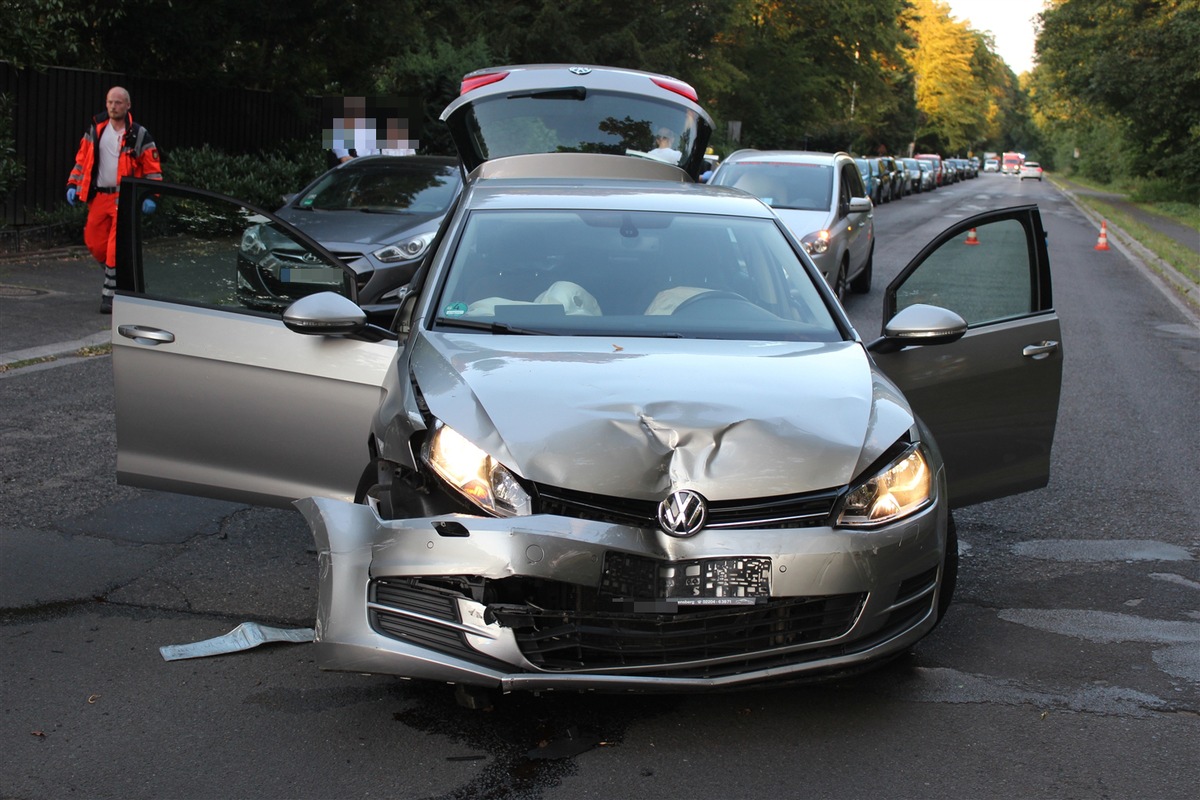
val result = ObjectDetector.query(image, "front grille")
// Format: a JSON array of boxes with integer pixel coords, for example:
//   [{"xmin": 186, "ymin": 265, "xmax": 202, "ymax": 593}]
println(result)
[
  {"xmin": 494, "ymin": 593, "xmax": 865, "ymax": 672},
  {"xmin": 533, "ymin": 485, "xmax": 840, "ymax": 530}
]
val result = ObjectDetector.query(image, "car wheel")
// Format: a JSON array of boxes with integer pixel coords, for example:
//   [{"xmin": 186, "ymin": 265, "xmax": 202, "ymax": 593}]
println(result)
[
  {"xmin": 937, "ymin": 512, "xmax": 959, "ymax": 622},
  {"xmin": 833, "ymin": 260, "xmax": 848, "ymax": 303},
  {"xmin": 850, "ymin": 245, "xmax": 873, "ymax": 294}
]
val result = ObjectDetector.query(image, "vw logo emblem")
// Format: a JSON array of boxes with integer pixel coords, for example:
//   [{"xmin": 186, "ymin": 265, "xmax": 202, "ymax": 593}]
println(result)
[
  {"xmin": 568, "ymin": 67, "xmax": 592, "ymax": 75},
  {"xmin": 658, "ymin": 490, "xmax": 708, "ymax": 537}
]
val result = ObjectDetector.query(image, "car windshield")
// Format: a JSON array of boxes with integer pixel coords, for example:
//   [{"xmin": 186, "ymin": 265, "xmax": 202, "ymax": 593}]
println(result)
[
  {"xmin": 710, "ymin": 162, "xmax": 833, "ymax": 211},
  {"xmin": 432, "ymin": 209, "xmax": 842, "ymax": 342},
  {"xmin": 295, "ymin": 159, "xmax": 460, "ymax": 213},
  {"xmin": 458, "ymin": 91, "xmax": 703, "ymax": 169}
]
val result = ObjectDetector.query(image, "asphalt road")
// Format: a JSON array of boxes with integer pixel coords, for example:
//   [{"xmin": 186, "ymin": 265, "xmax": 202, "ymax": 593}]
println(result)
[{"xmin": 1, "ymin": 174, "xmax": 1198, "ymax": 800}]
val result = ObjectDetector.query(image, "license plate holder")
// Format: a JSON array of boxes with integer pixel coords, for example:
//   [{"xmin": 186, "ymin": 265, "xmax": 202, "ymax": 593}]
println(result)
[{"xmin": 601, "ymin": 553, "xmax": 771, "ymax": 607}]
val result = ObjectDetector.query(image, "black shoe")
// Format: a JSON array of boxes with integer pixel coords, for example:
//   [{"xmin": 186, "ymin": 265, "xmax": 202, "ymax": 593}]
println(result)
[{"xmin": 100, "ymin": 297, "xmax": 113, "ymax": 314}]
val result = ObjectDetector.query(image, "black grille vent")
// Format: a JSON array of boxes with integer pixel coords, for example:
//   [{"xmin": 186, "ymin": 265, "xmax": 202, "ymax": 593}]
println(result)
[
  {"xmin": 370, "ymin": 579, "xmax": 470, "ymax": 655},
  {"xmin": 494, "ymin": 593, "xmax": 865, "ymax": 672}
]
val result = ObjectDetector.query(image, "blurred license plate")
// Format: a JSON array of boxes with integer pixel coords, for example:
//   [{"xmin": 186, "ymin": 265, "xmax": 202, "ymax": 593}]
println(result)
[{"xmin": 279, "ymin": 267, "xmax": 343, "ymax": 284}]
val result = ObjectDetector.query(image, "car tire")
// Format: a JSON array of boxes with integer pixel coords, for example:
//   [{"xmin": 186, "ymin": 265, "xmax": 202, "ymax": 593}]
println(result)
[
  {"xmin": 833, "ymin": 260, "xmax": 848, "ymax": 304},
  {"xmin": 937, "ymin": 512, "xmax": 959, "ymax": 622},
  {"xmin": 850, "ymin": 245, "xmax": 873, "ymax": 294}
]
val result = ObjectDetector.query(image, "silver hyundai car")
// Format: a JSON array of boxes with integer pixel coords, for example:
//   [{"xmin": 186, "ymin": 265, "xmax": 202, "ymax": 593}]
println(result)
[{"xmin": 111, "ymin": 65, "xmax": 1062, "ymax": 696}]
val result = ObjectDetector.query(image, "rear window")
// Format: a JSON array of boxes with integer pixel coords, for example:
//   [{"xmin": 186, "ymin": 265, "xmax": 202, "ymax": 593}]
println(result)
[
  {"xmin": 710, "ymin": 162, "xmax": 833, "ymax": 211},
  {"xmin": 457, "ymin": 91, "xmax": 705, "ymax": 170}
]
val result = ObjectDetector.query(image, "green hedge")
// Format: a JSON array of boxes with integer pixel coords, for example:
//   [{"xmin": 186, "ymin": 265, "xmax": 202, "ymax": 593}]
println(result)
[{"xmin": 163, "ymin": 141, "xmax": 329, "ymax": 211}]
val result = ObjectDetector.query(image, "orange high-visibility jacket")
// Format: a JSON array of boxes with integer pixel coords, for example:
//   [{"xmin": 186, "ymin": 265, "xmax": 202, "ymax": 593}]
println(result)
[{"xmin": 67, "ymin": 112, "xmax": 163, "ymax": 201}]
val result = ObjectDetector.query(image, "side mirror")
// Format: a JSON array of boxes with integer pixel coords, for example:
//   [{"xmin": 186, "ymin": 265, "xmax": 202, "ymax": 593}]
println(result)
[
  {"xmin": 282, "ymin": 292, "xmax": 368, "ymax": 335},
  {"xmin": 848, "ymin": 197, "xmax": 872, "ymax": 213},
  {"xmin": 867, "ymin": 303, "xmax": 967, "ymax": 354}
]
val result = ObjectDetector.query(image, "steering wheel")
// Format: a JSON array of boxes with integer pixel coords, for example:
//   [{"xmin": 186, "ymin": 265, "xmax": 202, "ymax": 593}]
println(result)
[{"xmin": 671, "ymin": 290, "xmax": 749, "ymax": 315}]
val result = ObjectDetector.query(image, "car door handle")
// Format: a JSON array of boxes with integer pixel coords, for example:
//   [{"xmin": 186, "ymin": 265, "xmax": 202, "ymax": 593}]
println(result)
[
  {"xmin": 1022, "ymin": 340, "xmax": 1059, "ymax": 359},
  {"xmin": 118, "ymin": 325, "xmax": 176, "ymax": 345}
]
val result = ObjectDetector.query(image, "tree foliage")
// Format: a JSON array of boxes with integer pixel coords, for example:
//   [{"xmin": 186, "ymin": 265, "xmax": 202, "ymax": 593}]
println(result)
[
  {"xmin": 2, "ymin": 0, "xmax": 1060, "ymax": 167},
  {"xmin": 902, "ymin": 0, "xmax": 1028, "ymax": 156},
  {"xmin": 1034, "ymin": 0, "xmax": 1200, "ymax": 191}
]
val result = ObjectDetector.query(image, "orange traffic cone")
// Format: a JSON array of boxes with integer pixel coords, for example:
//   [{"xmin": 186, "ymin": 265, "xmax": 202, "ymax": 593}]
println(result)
[
  {"xmin": 964, "ymin": 228, "xmax": 980, "ymax": 245},
  {"xmin": 1094, "ymin": 221, "xmax": 1110, "ymax": 251}
]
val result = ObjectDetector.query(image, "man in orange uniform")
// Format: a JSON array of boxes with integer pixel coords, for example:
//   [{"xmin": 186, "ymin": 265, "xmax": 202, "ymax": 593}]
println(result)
[{"xmin": 66, "ymin": 86, "xmax": 162, "ymax": 313}]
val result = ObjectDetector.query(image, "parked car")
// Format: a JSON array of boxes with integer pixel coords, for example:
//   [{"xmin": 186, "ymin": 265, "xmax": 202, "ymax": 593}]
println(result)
[
  {"xmin": 914, "ymin": 159, "xmax": 937, "ymax": 191},
  {"xmin": 914, "ymin": 153, "xmax": 944, "ymax": 186},
  {"xmin": 876, "ymin": 156, "xmax": 901, "ymax": 202},
  {"xmin": 709, "ymin": 150, "xmax": 875, "ymax": 300},
  {"xmin": 894, "ymin": 158, "xmax": 914, "ymax": 196},
  {"xmin": 902, "ymin": 157, "xmax": 930, "ymax": 192},
  {"xmin": 1020, "ymin": 161, "xmax": 1044, "ymax": 181},
  {"xmin": 110, "ymin": 64, "xmax": 1062, "ymax": 700},
  {"xmin": 237, "ymin": 155, "xmax": 462, "ymax": 321},
  {"xmin": 855, "ymin": 157, "xmax": 885, "ymax": 205}
]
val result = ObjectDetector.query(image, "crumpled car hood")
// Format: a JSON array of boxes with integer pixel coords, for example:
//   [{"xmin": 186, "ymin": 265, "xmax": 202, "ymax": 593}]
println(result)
[{"xmin": 409, "ymin": 332, "xmax": 915, "ymax": 500}]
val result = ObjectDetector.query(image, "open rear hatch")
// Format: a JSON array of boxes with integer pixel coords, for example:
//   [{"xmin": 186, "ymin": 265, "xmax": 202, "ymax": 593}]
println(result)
[{"xmin": 440, "ymin": 64, "xmax": 714, "ymax": 181}]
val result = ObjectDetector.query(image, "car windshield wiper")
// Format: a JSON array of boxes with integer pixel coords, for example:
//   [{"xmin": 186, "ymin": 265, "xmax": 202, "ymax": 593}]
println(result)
[{"xmin": 435, "ymin": 317, "xmax": 556, "ymax": 336}]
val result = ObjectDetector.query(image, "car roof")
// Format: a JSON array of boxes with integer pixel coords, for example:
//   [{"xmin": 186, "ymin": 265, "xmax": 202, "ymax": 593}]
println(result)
[
  {"xmin": 722, "ymin": 150, "xmax": 848, "ymax": 165},
  {"xmin": 460, "ymin": 154, "xmax": 776, "ymax": 218},
  {"xmin": 339, "ymin": 154, "xmax": 457, "ymax": 169}
]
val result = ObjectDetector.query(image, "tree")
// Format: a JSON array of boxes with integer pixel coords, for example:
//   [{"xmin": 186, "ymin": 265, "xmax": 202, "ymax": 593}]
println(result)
[
  {"xmin": 0, "ymin": 0, "xmax": 84, "ymax": 68},
  {"xmin": 712, "ymin": 0, "xmax": 911, "ymax": 152},
  {"xmin": 903, "ymin": 0, "xmax": 994, "ymax": 153},
  {"xmin": 1035, "ymin": 0, "xmax": 1200, "ymax": 190}
]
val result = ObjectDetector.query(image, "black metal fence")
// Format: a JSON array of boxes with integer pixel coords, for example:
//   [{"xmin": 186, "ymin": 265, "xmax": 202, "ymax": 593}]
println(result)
[{"xmin": 1, "ymin": 63, "xmax": 321, "ymax": 227}]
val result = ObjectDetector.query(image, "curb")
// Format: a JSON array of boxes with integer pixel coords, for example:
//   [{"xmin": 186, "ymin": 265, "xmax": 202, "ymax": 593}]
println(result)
[
  {"xmin": 0, "ymin": 330, "xmax": 111, "ymax": 370},
  {"xmin": 1052, "ymin": 180, "xmax": 1199, "ymax": 321}
]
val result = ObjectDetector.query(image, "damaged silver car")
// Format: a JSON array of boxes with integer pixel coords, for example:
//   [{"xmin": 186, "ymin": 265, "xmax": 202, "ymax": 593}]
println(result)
[{"xmin": 111, "ymin": 65, "xmax": 1061, "ymax": 694}]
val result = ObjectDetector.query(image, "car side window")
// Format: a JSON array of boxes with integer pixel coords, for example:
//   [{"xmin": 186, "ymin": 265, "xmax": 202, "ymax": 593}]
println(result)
[
  {"xmin": 133, "ymin": 187, "xmax": 354, "ymax": 313},
  {"xmin": 890, "ymin": 218, "xmax": 1034, "ymax": 326},
  {"xmin": 841, "ymin": 163, "xmax": 863, "ymax": 201}
]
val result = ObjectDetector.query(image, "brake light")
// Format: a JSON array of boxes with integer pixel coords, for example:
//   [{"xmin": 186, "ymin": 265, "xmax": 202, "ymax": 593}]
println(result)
[
  {"xmin": 650, "ymin": 77, "xmax": 698, "ymax": 102},
  {"xmin": 460, "ymin": 72, "xmax": 509, "ymax": 95}
]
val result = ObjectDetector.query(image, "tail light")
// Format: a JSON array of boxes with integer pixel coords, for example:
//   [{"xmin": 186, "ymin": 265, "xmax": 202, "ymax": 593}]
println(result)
[
  {"xmin": 460, "ymin": 71, "xmax": 509, "ymax": 95},
  {"xmin": 650, "ymin": 77, "xmax": 698, "ymax": 102}
]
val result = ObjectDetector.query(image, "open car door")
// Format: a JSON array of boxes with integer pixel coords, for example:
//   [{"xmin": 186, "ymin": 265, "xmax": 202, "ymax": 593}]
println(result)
[
  {"xmin": 870, "ymin": 205, "xmax": 1062, "ymax": 508},
  {"xmin": 112, "ymin": 178, "xmax": 396, "ymax": 508}
]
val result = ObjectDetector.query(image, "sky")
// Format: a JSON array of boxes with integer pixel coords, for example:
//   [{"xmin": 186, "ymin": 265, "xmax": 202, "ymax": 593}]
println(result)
[{"xmin": 944, "ymin": 0, "xmax": 1049, "ymax": 75}]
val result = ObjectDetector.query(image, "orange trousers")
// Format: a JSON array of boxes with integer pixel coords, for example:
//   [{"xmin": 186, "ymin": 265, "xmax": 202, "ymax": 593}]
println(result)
[{"xmin": 83, "ymin": 191, "xmax": 119, "ymax": 267}]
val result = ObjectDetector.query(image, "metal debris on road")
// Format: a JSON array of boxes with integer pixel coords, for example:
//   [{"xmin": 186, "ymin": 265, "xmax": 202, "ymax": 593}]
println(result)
[{"xmin": 159, "ymin": 622, "xmax": 314, "ymax": 661}]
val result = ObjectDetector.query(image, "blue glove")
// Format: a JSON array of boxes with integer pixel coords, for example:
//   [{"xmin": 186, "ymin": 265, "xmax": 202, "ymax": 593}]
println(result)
[
  {"xmin": 67, "ymin": 187, "xmax": 77, "ymax": 206},
  {"xmin": 142, "ymin": 198, "xmax": 156, "ymax": 214}
]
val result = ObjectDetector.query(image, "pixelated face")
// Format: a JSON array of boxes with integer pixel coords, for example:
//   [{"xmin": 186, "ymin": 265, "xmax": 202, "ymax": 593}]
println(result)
[{"xmin": 106, "ymin": 89, "xmax": 131, "ymax": 121}]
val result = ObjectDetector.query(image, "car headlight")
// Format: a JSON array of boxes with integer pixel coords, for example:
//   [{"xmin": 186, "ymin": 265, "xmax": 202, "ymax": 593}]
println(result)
[
  {"xmin": 240, "ymin": 224, "xmax": 292, "ymax": 259},
  {"xmin": 240, "ymin": 225, "xmax": 269, "ymax": 256},
  {"xmin": 425, "ymin": 422, "xmax": 531, "ymax": 517},
  {"xmin": 801, "ymin": 230, "xmax": 831, "ymax": 255},
  {"xmin": 374, "ymin": 232, "xmax": 434, "ymax": 263},
  {"xmin": 837, "ymin": 444, "xmax": 933, "ymax": 527}
]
